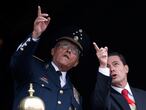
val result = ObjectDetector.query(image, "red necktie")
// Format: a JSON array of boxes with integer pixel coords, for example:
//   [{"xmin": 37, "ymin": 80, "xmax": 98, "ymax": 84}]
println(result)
[{"xmin": 121, "ymin": 89, "xmax": 135, "ymax": 106}]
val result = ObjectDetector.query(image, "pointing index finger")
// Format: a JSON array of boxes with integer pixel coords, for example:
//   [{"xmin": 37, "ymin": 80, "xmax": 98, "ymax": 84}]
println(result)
[
  {"xmin": 38, "ymin": 5, "xmax": 42, "ymax": 16},
  {"xmin": 93, "ymin": 42, "xmax": 99, "ymax": 51}
]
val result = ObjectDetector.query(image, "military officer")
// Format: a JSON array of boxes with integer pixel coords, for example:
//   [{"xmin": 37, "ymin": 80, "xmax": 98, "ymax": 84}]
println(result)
[{"xmin": 10, "ymin": 6, "xmax": 89, "ymax": 110}]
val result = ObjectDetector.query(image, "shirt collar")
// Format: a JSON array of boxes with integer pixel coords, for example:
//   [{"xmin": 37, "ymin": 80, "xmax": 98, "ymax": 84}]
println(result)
[
  {"xmin": 51, "ymin": 61, "xmax": 67, "ymax": 76},
  {"xmin": 112, "ymin": 83, "xmax": 133, "ymax": 96}
]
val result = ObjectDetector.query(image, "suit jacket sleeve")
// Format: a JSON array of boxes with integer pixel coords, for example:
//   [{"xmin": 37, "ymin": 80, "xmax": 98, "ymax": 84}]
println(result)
[{"xmin": 91, "ymin": 72, "xmax": 112, "ymax": 110}]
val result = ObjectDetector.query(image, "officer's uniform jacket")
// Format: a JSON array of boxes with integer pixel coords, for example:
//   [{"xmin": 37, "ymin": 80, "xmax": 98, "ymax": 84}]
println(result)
[{"xmin": 10, "ymin": 34, "xmax": 82, "ymax": 110}]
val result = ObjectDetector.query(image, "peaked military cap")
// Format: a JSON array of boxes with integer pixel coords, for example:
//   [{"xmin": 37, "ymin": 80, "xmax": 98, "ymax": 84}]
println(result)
[{"xmin": 55, "ymin": 25, "xmax": 90, "ymax": 55}]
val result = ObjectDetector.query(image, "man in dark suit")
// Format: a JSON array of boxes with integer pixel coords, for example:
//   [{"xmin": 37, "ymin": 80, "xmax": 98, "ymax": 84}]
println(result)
[
  {"xmin": 91, "ymin": 42, "xmax": 146, "ymax": 110},
  {"xmin": 10, "ymin": 6, "xmax": 89, "ymax": 110}
]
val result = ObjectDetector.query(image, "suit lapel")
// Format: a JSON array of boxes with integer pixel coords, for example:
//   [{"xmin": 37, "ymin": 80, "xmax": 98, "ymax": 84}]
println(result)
[
  {"xmin": 131, "ymin": 87, "xmax": 143, "ymax": 110},
  {"xmin": 111, "ymin": 88, "xmax": 131, "ymax": 110}
]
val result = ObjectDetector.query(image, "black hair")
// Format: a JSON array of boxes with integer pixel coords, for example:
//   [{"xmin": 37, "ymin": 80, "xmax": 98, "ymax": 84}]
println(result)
[{"xmin": 108, "ymin": 52, "xmax": 127, "ymax": 65}]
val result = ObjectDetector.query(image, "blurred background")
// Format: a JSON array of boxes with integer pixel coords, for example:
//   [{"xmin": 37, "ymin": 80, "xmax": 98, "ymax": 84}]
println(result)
[{"xmin": 0, "ymin": 0, "xmax": 145, "ymax": 110}]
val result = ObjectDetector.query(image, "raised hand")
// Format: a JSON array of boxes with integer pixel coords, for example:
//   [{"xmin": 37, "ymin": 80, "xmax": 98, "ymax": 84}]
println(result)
[
  {"xmin": 32, "ymin": 6, "xmax": 51, "ymax": 38},
  {"xmin": 93, "ymin": 42, "xmax": 108, "ymax": 68}
]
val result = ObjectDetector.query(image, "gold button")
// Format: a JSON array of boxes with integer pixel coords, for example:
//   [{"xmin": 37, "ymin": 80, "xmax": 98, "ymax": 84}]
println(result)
[
  {"xmin": 59, "ymin": 90, "xmax": 63, "ymax": 94},
  {"xmin": 57, "ymin": 101, "xmax": 62, "ymax": 105}
]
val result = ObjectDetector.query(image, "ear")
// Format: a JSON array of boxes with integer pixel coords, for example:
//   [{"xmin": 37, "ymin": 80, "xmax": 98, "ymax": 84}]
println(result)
[
  {"xmin": 51, "ymin": 48, "xmax": 55, "ymax": 56},
  {"xmin": 124, "ymin": 65, "xmax": 129, "ymax": 74},
  {"xmin": 73, "ymin": 60, "xmax": 79, "ymax": 67}
]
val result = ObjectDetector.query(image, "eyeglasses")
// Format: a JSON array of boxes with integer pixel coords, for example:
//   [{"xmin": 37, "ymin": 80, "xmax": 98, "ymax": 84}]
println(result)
[{"xmin": 56, "ymin": 42, "xmax": 81, "ymax": 56}]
